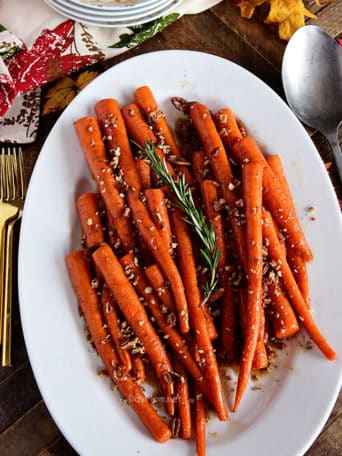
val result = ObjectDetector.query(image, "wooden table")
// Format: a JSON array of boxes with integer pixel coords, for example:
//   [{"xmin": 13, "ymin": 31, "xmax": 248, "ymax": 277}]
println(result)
[{"xmin": 0, "ymin": 1, "xmax": 341, "ymax": 455}]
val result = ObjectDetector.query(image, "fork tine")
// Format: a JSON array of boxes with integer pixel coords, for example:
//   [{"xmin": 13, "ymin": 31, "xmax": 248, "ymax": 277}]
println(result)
[
  {"xmin": 17, "ymin": 147, "xmax": 26, "ymax": 199},
  {"xmin": 5, "ymin": 147, "xmax": 15, "ymax": 201},
  {"xmin": 0, "ymin": 147, "xmax": 4, "ymax": 200}
]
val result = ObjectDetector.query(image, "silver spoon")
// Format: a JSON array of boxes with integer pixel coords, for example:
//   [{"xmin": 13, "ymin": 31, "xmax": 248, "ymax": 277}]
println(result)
[{"xmin": 282, "ymin": 25, "xmax": 342, "ymax": 182}]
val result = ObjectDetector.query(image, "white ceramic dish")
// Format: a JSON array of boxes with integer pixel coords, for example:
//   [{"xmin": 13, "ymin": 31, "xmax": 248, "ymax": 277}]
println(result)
[
  {"xmin": 69, "ymin": 0, "xmax": 160, "ymax": 10},
  {"xmin": 56, "ymin": 0, "xmax": 167, "ymax": 16},
  {"xmin": 45, "ymin": 0, "xmax": 181, "ymax": 27},
  {"xmin": 18, "ymin": 50, "xmax": 342, "ymax": 456},
  {"xmin": 49, "ymin": 0, "xmax": 173, "ymax": 20}
]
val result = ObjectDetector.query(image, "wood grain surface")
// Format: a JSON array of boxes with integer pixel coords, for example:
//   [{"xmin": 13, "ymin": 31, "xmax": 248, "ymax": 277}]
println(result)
[{"xmin": 0, "ymin": 1, "xmax": 341, "ymax": 455}]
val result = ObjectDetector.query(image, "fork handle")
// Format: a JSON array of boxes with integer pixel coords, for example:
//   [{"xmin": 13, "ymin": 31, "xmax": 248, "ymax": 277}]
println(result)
[
  {"xmin": 0, "ymin": 220, "xmax": 5, "ymax": 345},
  {"xmin": 1, "ymin": 218, "xmax": 16, "ymax": 366},
  {"xmin": 0, "ymin": 207, "xmax": 18, "ymax": 345}
]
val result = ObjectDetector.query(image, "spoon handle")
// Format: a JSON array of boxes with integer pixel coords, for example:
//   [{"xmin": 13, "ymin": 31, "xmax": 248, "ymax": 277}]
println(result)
[{"xmin": 325, "ymin": 128, "xmax": 342, "ymax": 184}]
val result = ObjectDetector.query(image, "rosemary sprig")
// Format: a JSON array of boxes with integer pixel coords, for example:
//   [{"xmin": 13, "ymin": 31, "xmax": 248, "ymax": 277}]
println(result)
[{"xmin": 137, "ymin": 141, "xmax": 220, "ymax": 305}]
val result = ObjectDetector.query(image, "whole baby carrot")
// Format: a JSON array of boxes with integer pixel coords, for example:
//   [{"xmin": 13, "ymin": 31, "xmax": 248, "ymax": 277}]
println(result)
[
  {"xmin": 234, "ymin": 162, "xmax": 264, "ymax": 412},
  {"xmin": 266, "ymin": 154, "xmax": 310, "ymax": 306},
  {"xmin": 95, "ymin": 98, "xmax": 142, "ymax": 192},
  {"xmin": 74, "ymin": 116, "xmax": 125, "ymax": 221},
  {"xmin": 65, "ymin": 250, "xmax": 171, "ymax": 443},
  {"xmin": 262, "ymin": 210, "xmax": 336, "ymax": 360}
]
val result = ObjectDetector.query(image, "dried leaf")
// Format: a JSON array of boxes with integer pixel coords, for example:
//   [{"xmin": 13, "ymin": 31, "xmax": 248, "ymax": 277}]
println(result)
[
  {"xmin": 42, "ymin": 77, "xmax": 75, "ymax": 115},
  {"xmin": 42, "ymin": 70, "xmax": 99, "ymax": 115},
  {"xmin": 265, "ymin": 0, "xmax": 316, "ymax": 40},
  {"xmin": 76, "ymin": 70, "xmax": 99, "ymax": 92},
  {"xmin": 236, "ymin": 0, "xmax": 317, "ymax": 40}
]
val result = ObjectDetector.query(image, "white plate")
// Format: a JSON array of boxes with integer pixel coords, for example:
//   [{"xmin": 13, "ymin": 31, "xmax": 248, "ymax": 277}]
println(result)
[
  {"xmin": 56, "ymin": 0, "xmax": 167, "ymax": 16},
  {"xmin": 45, "ymin": 0, "xmax": 181, "ymax": 27},
  {"xmin": 48, "ymin": 0, "xmax": 173, "ymax": 21},
  {"xmin": 69, "ymin": 0, "xmax": 160, "ymax": 10},
  {"xmin": 18, "ymin": 50, "xmax": 342, "ymax": 456}
]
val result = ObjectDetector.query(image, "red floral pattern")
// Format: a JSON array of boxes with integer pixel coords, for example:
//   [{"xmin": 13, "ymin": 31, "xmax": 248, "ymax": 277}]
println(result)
[{"xmin": 0, "ymin": 20, "xmax": 100, "ymax": 117}]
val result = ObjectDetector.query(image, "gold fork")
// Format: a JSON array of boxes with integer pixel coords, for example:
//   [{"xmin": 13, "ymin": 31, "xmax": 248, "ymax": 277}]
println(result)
[{"xmin": 0, "ymin": 147, "xmax": 26, "ymax": 366}]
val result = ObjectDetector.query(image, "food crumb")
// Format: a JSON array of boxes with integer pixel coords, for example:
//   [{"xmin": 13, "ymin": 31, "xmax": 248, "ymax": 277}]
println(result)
[{"xmin": 209, "ymin": 432, "xmax": 218, "ymax": 438}]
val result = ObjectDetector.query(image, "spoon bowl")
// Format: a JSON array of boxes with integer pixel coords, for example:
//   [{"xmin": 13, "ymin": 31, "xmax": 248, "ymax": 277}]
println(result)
[{"xmin": 282, "ymin": 25, "xmax": 342, "ymax": 181}]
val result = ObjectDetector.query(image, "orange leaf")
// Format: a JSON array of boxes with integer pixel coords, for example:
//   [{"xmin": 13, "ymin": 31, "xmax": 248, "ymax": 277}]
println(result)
[
  {"xmin": 265, "ymin": 0, "xmax": 316, "ymax": 40},
  {"xmin": 236, "ymin": 0, "xmax": 316, "ymax": 40},
  {"xmin": 76, "ymin": 70, "xmax": 99, "ymax": 93},
  {"xmin": 42, "ymin": 77, "xmax": 76, "ymax": 115}
]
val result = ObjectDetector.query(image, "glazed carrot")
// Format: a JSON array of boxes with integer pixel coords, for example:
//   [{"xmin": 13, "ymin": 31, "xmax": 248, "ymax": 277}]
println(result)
[
  {"xmin": 76, "ymin": 192, "xmax": 105, "ymax": 248},
  {"xmin": 251, "ymin": 305, "xmax": 268, "ymax": 370},
  {"xmin": 195, "ymin": 388, "xmax": 207, "ymax": 456},
  {"xmin": 213, "ymin": 108, "xmax": 243, "ymax": 150},
  {"xmin": 65, "ymin": 250, "xmax": 171, "ymax": 443},
  {"xmin": 119, "ymin": 253, "xmax": 209, "ymax": 400},
  {"xmin": 134, "ymin": 85, "xmax": 193, "ymax": 184},
  {"xmin": 122, "ymin": 103, "xmax": 177, "ymax": 178},
  {"xmin": 112, "ymin": 212, "xmax": 135, "ymax": 254},
  {"xmin": 266, "ymin": 154, "xmax": 310, "ymax": 306},
  {"xmin": 192, "ymin": 150, "xmax": 211, "ymax": 184},
  {"xmin": 230, "ymin": 136, "xmax": 313, "ymax": 262},
  {"xmin": 74, "ymin": 116, "xmax": 125, "ymax": 221},
  {"xmin": 135, "ymin": 159, "xmax": 151, "ymax": 189},
  {"xmin": 287, "ymin": 245, "xmax": 310, "ymax": 307},
  {"xmin": 234, "ymin": 162, "xmax": 264, "ymax": 412},
  {"xmin": 131, "ymin": 354, "xmax": 146, "ymax": 383},
  {"xmin": 122, "ymin": 103, "xmax": 156, "ymax": 144},
  {"xmin": 200, "ymin": 179, "xmax": 227, "ymax": 271},
  {"xmin": 144, "ymin": 263, "xmax": 176, "ymax": 313},
  {"xmin": 101, "ymin": 285, "xmax": 132, "ymax": 371},
  {"xmin": 173, "ymin": 357, "xmax": 192, "ymax": 440},
  {"xmin": 145, "ymin": 188, "xmax": 174, "ymax": 255},
  {"xmin": 92, "ymin": 243, "xmax": 176, "ymax": 415},
  {"xmin": 189, "ymin": 102, "xmax": 246, "ymax": 271},
  {"xmin": 203, "ymin": 306, "xmax": 218, "ymax": 342},
  {"xmin": 95, "ymin": 98, "xmax": 142, "ymax": 192},
  {"xmin": 127, "ymin": 190, "xmax": 190, "ymax": 334},
  {"xmin": 267, "ymin": 281, "xmax": 300, "ymax": 339},
  {"xmin": 221, "ymin": 282, "xmax": 236, "ymax": 361},
  {"xmin": 262, "ymin": 210, "xmax": 336, "ymax": 360},
  {"xmin": 170, "ymin": 207, "xmax": 228, "ymax": 421}
]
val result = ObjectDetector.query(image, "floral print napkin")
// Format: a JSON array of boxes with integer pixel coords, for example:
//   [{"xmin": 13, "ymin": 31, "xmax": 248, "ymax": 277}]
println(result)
[{"xmin": 0, "ymin": 0, "xmax": 221, "ymax": 143}]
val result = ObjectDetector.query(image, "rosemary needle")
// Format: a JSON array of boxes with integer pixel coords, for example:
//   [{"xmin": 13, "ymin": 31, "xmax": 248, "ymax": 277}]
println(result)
[{"xmin": 137, "ymin": 141, "xmax": 220, "ymax": 305}]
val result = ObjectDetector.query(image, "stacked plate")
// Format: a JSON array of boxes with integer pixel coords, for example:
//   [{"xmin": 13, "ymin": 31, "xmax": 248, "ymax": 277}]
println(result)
[{"xmin": 44, "ymin": 0, "xmax": 183, "ymax": 27}]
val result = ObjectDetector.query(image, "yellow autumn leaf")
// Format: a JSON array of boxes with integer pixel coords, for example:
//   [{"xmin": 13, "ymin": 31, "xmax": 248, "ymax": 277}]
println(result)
[
  {"xmin": 42, "ymin": 77, "xmax": 76, "ymax": 115},
  {"xmin": 76, "ymin": 70, "xmax": 99, "ymax": 92},
  {"xmin": 265, "ymin": 0, "xmax": 316, "ymax": 40},
  {"xmin": 236, "ymin": 0, "xmax": 317, "ymax": 40}
]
